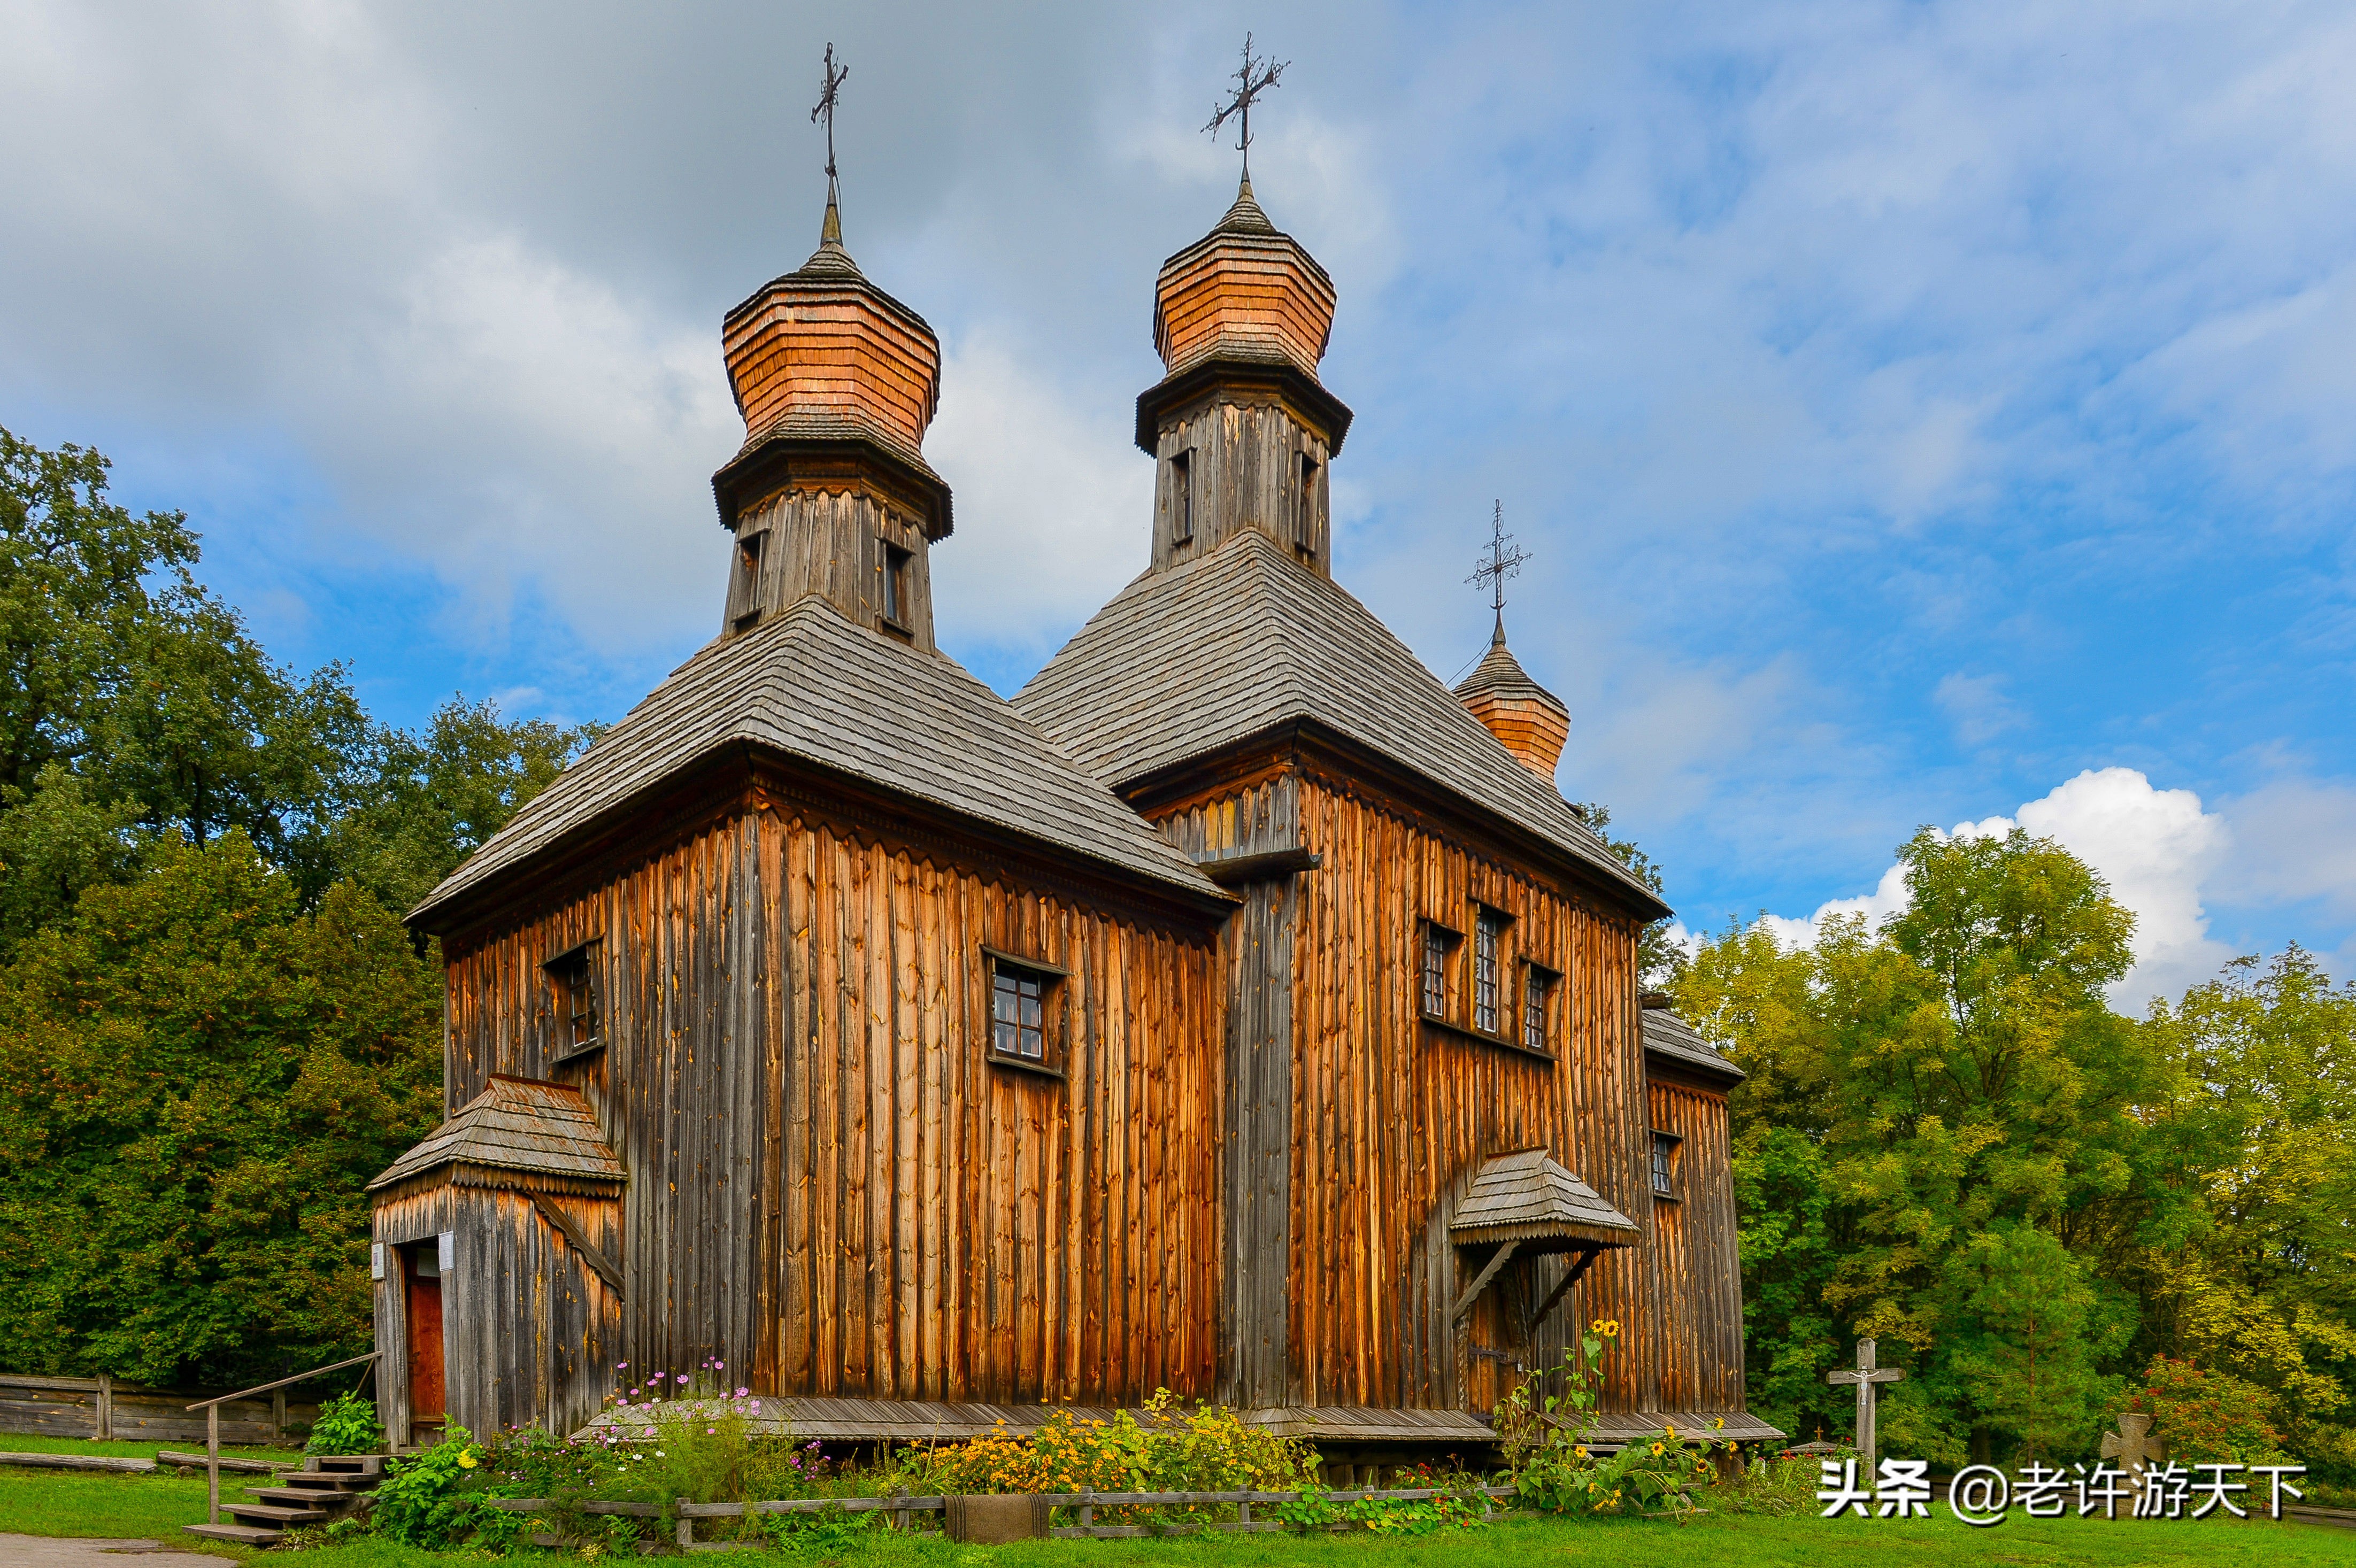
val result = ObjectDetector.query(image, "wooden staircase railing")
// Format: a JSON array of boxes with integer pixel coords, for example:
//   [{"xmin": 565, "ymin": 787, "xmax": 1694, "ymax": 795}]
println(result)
[{"xmin": 185, "ymin": 1352, "xmax": 378, "ymax": 1525}]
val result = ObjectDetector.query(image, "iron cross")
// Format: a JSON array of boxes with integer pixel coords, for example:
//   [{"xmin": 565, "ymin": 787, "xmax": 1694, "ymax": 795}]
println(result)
[
  {"xmin": 1827, "ymin": 1338, "xmax": 1905, "ymax": 1471},
  {"xmin": 1203, "ymin": 32, "xmax": 1289, "ymax": 181},
  {"xmin": 1466, "ymin": 501, "xmax": 1530, "ymax": 628},
  {"xmin": 811, "ymin": 43, "xmax": 849, "ymax": 188}
]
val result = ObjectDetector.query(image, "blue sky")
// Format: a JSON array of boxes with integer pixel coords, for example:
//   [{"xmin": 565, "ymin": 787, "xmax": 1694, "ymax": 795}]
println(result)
[{"xmin": 3, "ymin": 1, "xmax": 2351, "ymax": 1006}]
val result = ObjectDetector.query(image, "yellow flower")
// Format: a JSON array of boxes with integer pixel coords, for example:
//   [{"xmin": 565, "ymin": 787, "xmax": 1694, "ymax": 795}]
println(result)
[
  {"xmin": 457, "ymin": 1452, "xmax": 478, "ymax": 1470},
  {"xmin": 1650, "ymin": 1443, "xmax": 1663, "ymax": 1456}
]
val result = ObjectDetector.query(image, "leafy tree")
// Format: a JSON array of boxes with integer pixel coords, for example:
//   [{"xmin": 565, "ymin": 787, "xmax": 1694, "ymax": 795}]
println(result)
[
  {"xmin": 1682, "ymin": 826, "xmax": 2167, "ymax": 1463},
  {"xmin": 327, "ymin": 697, "xmax": 597, "ymax": 921},
  {"xmin": 2135, "ymin": 948, "xmax": 2356, "ymax": 1478},
  {"xmin": 0, "ymin": 424, "xmax": 369, "ymax": 894},
  {"xmin": 0, "ymin": 833, "xmax": 442, "ymax": 1387}
]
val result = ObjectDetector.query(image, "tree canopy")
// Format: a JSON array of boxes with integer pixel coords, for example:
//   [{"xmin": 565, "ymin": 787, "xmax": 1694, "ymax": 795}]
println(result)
[{"xmin": 0, "ymin": 427, "xmax": 594, "ymax": 1387}]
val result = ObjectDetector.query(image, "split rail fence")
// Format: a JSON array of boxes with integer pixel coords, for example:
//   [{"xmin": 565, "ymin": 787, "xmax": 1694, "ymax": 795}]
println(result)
[
  {"xmin": 0, "ymin": 1374, "xmax": 319, "ymax": 1447},
  {"xmin": 497, "ymin": 1485, "xmax": 1513, "ymax": 1548}
]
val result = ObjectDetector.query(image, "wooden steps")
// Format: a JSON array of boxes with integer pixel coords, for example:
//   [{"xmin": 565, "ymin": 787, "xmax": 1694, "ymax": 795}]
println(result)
[{"xmin": 182, "ymin": 1454, "xmax": 383, "ymax": 1549}]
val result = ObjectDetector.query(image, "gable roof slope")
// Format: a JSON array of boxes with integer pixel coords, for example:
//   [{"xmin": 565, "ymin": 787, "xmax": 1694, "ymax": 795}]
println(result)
[
  {"xmin": 1642, "ymin": 1004, "xmax": 1745, "ymax": 1082},
  {"xmin": 1014, "ymin": 531, "xmax": 1666, "ymax": 915},
  {"xmin": 368, "ymin": 1077, "xmax": 623, "ymax": 1191},
  {"xmin": 411, "ymin": 596, "xmax": 1227, "ymax": 926}
]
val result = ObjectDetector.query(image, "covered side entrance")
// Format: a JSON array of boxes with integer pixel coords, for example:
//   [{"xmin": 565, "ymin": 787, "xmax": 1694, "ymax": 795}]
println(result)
[{"xmin": 369, "ymin": 1076, "xmax": 626, "ymax": 1446}]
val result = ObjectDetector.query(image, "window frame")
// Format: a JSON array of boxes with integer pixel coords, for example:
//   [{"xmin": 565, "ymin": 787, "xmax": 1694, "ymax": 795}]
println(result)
[
  {"xmin": 983, "ymin": 946, "xmax": 1069, "ymax": 1079},
  {"xmin": 878, "ymin": 538, "xmax": 914, "ymax": 631},
  {"xmin": 543, "ymin": 939, "xmax": 604, "ymax": 1063},
  {"xmin": 1419, "ymin": 920, "xmax": 1462, "ymax": 1023},
  {"xmin": 729, "ymin": 528, "xmax": 768, "ymax": 632},
  {"xmin": 1520, "ymin": 960, "xmax": 1559, "ymax": 1056},
  {"xmin": 1169, "ymin": 449, "xmax": 1195, "ymax": 544},
  {"xmin": 1296, "ymin": 452, "xmax": 1320, "ymax": 554},
  {"xmin": 1650, "ymin": 1131, "xmax": 1682, "ymax": 1201},
  {"xmin": 1472, "ymin": 907, "xmax": 1512, "ymax": 1036}
]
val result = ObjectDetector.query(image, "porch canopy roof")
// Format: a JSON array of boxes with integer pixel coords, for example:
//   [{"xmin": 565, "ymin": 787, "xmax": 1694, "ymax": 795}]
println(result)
[
  {"xmin": 1449, "ymin": 1148, "xmax": 1639, "ymax": 1254},
  {"xmin": 368, "ymin": 1076, "xmax": 623, "ymax": 1194}
]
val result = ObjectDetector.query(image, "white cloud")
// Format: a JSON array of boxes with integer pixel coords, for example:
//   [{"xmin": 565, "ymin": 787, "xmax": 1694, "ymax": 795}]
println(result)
[{"xmin": 1761, "ymin": 768, "xmax": 2234, "ymax": 1009}]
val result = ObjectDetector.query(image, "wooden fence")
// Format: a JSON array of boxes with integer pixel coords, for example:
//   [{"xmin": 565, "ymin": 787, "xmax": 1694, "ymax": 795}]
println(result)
[
  {"xmin": 497, "ymin": 1486, "xmax": 1514, "ymax": 1548},
  {"xmin": 0, "ymin": 1374, "xmax": 319, "ymax": 1447}
]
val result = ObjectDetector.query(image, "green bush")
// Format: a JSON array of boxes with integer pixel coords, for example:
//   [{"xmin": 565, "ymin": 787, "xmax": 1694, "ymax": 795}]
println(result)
[
  {"xmin": 368, "ymin": 1425, "xmax": 520, "ymax": 1550},
  {"xmin": 303, "ymin": 1392, "xmax": 383, "ymax": 1456}
]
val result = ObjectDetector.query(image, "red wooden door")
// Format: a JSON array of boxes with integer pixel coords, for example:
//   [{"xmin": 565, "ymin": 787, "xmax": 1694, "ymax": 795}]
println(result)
[{"xmin": 404, "ymin": 1247, "xmax": 445, "ymax": 1419}]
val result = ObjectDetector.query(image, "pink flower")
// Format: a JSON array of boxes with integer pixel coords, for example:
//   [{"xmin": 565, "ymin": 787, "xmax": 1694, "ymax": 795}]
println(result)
[
  {"xmin": 735, "ymin": 1387, "xmax": 749, "ymax": 1397},
  {"xmin": 715, "ymin": 1361, "xmax": 725, "ymax": 1369},
  {"xmin": 676, "ymin": 1374, "xmax": 689, "ymax": 1384},
  {"xmin": 617, "ymin": 1362, "xmax": 628, "ymax": 1370}
]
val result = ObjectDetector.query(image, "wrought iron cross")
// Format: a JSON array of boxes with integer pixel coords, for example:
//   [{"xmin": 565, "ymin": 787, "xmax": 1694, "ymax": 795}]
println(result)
[
  {"xmin": 811, "ymin": 43, "xmax": 849, "ymax": 191},
  {"xmin": 1827, "ymin": 1338, "xmax": 1904, "ymax": 1471},
  {"xmin": 1466, "ymin": 501, "xmax": 1530, "ymax": 630},
  {"xmin": 1203, "ymin": 32, "xmax": 1289, "ymax": 181}
]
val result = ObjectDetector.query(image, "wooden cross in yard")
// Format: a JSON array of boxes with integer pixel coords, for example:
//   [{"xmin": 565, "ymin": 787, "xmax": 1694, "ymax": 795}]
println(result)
[
  {"xmin": 1827, "ymin": 1338, "xmax": 1904, "ymax": 1471},
  {"xmin": 2100, "ymin": 1411, "xmax": 2166, "ymax": 1506}
]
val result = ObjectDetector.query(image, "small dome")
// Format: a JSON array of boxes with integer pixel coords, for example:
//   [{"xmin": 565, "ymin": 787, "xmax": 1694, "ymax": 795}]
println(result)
[
  {"xmin": 720, "ymin": 195, "xmax": 943, "ymax": 497},
  {"xmin": 1151, "ymin": 176, "xmax": 1337, "ymax": 379},
  {"xmin": 1454, "ymin": 623, "xmax": 1570, "ymax": 779}
]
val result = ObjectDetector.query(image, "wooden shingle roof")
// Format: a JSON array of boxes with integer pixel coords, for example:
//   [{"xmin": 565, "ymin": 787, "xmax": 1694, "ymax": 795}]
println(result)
[
  {"xmin": 1450, "ymin": 1148, "xmax": 1640, "ymax": 1251},
  {"xmin": 1013, "ymin": 532, "xmax": 1668, "ymax": 915},
  {"xmin": 410, "ymin": 597, "xmax": 1228, "ymax": 928},
  {"xmin": 368, "ymin": 1077, "xmax": 622, "ymax": 1192},
  {"xmin": 1642, "ymin": 1002, "xmax": 1745, "ymax": 1083}
]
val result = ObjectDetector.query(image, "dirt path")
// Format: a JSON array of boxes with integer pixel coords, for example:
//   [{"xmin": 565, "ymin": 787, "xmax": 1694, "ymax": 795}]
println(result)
[{"xmin": 0, "ymin": 1538, "xmax": 226, "ymax": 1567}]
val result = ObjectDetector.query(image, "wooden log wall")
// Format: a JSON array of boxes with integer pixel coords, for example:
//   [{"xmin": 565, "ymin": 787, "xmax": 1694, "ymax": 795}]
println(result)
[
  {"xmin": 1644, "ymin": 1073, "xmax": 1744, "ymax": 1415},
  {"xmin": 437, "ymin": 787, "xmax": 1228, "ymax": 1417},
  {"xmin": 1156, "ymin": 773, "xmax": 1301, "ymax": 1406},
  {"xmin": 1151, "ymin": 393, "xmax": 1331, "ymax": 574}
]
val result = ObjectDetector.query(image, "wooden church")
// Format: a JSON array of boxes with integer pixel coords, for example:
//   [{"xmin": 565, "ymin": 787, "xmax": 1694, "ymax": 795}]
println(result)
[{"xmin": 368, "ymin": 142, "xmax": 1773, "ymax": 1465}]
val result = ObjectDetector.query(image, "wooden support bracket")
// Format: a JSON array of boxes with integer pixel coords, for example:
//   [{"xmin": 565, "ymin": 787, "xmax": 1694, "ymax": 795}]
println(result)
[
  {"xmin": 528, "ymin": 1194, "xmax": 626, "ymax": 1292},
  {"xmin": 1529, "ymin": 1247, "xmax": 1602, "ymax": 1334},
  {"xmin": 1450, "ymin": 1239, "xmax": 1520, "ymax": 1323}
]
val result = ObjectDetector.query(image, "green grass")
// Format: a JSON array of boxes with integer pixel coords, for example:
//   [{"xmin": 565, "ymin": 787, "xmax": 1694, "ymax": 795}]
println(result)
[{"xmin": 1, "ymin": 1464, "xmax": 2349, "ymax": 1568}]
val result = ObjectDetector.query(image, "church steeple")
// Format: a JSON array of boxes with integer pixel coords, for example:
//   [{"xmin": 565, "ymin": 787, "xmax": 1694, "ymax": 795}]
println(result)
[
  {"xmin": 709, "ymin": 48, "xmax": 950, "ymax": 649},
  {"xmin": 1137, "ymin": 44, "xmax": 1352, "ymax": 578},
  {"xmin": 1456, "ymin": 624, "xmax": 1571, "ymax": 780}
]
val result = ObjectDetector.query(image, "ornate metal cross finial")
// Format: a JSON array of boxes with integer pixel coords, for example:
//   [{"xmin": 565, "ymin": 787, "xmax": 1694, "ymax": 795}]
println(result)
[
  {"xmin": 1203, "ymin": 32, "xmax": 1289, "ymax": 181},
  {"xmin": 1466, "ymin": 500, "xmax": 1530, "ymax": 632},
  {"xmin": 811, "ymin": 43, "xmax": 849, "ymax": 195}
]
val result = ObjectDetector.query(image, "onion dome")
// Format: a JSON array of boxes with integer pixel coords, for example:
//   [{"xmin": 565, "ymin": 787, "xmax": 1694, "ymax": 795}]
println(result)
[
  {"xmin": 1454, "ymin": 621, "xmax": 1570, "ymax": 779},
  {"xmin": 713, "ymin": 193, "xmax": 950, "ymax": 537},
  {"xmin": 1135, "ymin": 177, "xmax": 1351, "ymax": 454}
]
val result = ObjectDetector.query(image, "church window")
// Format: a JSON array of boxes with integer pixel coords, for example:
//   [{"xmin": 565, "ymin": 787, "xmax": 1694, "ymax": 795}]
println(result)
[
  {"xmin": 1420, "ymin": 921, "xmax": 1459, "ymax": 1019},
  {"xmin": 545, "ymin": 940, "xmax": 603, "ymax": 1061},
  {"xmin": 880, "ymin": 540, "xmax": 913, "ymax": 628},
  {"xmin": 985, "ymin": 948, "xmax": 1067, "ymax": 1073},
  {"xmin": 1473, "ymin": 909, "xmax": 1510, "ymax": 1034},
  {"xmin": 730, "ymin": 530, "xmax": 766, "ymax": 632},
  {"xmin": 1297, "ymin": 454, "xmax": 1320, "ymax": 552},
  {"xmin": 1169, "ymin": 450, "xmax": 1194, "ymax": 543},
  {"xmin": 1521, "ymin": 963, "xmax": 1557, "ymax": 1054},
  {"xmin": 1651, "ymin": 1132, "xmax": 1681, "ymax": 1199}
]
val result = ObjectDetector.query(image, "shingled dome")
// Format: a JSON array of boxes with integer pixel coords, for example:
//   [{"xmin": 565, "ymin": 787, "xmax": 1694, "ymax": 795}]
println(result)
[
  {"xmin": 1449, "ymin": 1148, "xmax": 1639, "ymax": 1253},
  {"xmin": 368, "ymin": 1077, "xmax": 624, "ymax": 1193}
]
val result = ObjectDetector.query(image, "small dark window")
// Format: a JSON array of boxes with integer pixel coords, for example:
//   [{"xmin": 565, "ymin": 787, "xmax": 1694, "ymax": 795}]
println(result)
[
  {"xmin": 1473, "ymin": 910, "xmax": 1509, "ymax": 1034},
  {"xmin": 1522, "ymin": 963, "xmax": 1557, "ymax": 1054},
  {"xmin": 1297, "ymin": 454, "xmax": 1320, "ymax": 550},
  {"xmin": 1170, "ymin": 450, "xmax": 1194, "ymax": 544},
  {"xmin": 991, "ymin": 959, "xmax": 1053, "ymax": 1062},
  {"xmin": 545, "ymin": 942, "xmax": 602, "ymax": 1060},
  {"xmin": 1420, "ymin": 922, "xmax": 1459, "ymax": 1019},
  {"xmin": 732, "ymin": 531, "xmax": 766, "ymax": 631},
  {"xmin": 880, "ymin": 541, "xmax": 913, "ymax": 627},
  {"xmin": 1651, "ymin": 1132, "xmax": 1680, "ymax": 1199}
]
